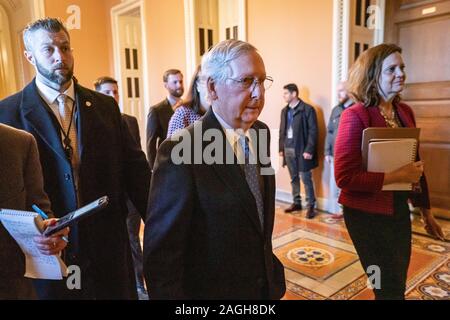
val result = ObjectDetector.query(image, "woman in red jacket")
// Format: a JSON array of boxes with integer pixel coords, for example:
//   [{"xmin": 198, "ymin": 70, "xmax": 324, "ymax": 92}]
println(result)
[{"xmin": 334, "ymin": 43, "xmax": 444, "ymax": 300}]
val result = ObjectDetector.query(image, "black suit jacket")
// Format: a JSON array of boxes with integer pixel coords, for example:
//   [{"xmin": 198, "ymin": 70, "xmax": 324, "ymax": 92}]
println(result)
[
  {"xmin": 146, "ymin": 99, "xmax": 174, "ymax": 169},
  {"xmin": 0, "ymin": 79, "xmax": 151, "ymax": 299},
  {"xmin": 279, "ymin": 100, "xmax": 319, "ymax": 171},
  {"xmin": 122, "ymin": 113, "xmax": 141, "ymax": 146},
  {"xmin": 143, "ymin": 109, "xmax": 286, "ymax": 300}
]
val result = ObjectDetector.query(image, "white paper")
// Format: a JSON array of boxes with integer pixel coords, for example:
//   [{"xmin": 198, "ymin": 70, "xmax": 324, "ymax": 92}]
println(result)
[
  {"xmin": 0, "ymin": 209, "xmax": 67, "ymax": 280},
  {"xmin": 367, "ymin": 138, "xmax": 417, "ymax": 191},
  {"xmin": 287, "ymin": 127, "xmax": 294, "ymax": 139}
]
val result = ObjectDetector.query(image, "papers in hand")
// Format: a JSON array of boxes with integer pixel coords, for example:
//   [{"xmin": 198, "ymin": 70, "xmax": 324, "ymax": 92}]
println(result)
[
  {"xmin": 367, "ymin": 138, "xmax": 418, "ymax": 191},
  {"xmin": 0, "ymin": 209, "xmax": 67, "ymax": 280}
]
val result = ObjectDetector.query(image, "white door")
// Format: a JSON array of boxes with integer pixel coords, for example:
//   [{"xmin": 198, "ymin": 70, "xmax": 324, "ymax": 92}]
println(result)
[
  {"xmin": 194, "ymin": 0, "xmax": 219, "ymax": 65},
  {"xmin": 349, "ymin": 0, "xmax": 377, "ymax": 63},
  {"xmin": 118, "ymin": 15, "xmax": 145, "ymax": 147},
  {"xmin": 218, "ymin": 0, "xmax": 239, "ymax": 41}
]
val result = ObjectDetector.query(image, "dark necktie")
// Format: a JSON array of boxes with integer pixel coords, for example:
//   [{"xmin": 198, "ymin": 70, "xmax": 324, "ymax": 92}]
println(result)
[{"xmin": 242, "ymin": 136, "xmax": 264, "ymax": 230}]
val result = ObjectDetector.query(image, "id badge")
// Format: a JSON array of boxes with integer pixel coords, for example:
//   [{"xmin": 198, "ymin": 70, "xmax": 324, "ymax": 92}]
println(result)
[{"xmin": 287, "ymin": 127, "xmax": 293, "ymax": 139}]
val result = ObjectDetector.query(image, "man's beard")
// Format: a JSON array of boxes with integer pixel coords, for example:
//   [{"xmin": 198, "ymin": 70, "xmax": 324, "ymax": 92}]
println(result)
[
  {"xmin": 36, "ymin": 61, "xmax": 74, "ymax": 86},
  {"xmin": 169, "ymin": 87, "xmax": 184, "ymax": 98}
]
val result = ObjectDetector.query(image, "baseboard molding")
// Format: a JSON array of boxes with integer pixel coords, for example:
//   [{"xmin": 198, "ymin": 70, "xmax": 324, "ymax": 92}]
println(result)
[{"xmin": 276, "ymin": 189, "xmax": 340, "ymax": 214}]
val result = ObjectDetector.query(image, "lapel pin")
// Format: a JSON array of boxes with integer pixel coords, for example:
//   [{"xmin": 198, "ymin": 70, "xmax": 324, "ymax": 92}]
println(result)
[{"xmin": 86, "ymin": 101, "xmax": 92, "ymax": 107}]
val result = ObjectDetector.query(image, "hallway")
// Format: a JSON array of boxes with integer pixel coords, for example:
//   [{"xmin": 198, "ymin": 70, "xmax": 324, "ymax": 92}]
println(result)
[{"xmin": 274, "ymin": 203, "xmax": 450, "ymax": 300}]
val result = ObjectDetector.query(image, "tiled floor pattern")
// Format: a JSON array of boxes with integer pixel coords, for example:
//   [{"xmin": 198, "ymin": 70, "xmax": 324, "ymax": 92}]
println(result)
[{"xmin": 275, "ymin": 203, "xmax": 450, "ymax": 300}]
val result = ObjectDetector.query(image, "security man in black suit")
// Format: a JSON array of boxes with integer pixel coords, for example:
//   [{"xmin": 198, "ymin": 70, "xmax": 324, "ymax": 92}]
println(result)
[{"xmin": 0, "ymin": 18, "xmax": 150, "ymax": 299}]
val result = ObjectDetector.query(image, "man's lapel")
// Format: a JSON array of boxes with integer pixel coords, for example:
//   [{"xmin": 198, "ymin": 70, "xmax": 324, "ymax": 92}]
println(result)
[
  {"xmin": 75, "ymin": 82, "xmax": 98, "ymax": 160},
  {"xmin": 21, "ymin": 80, "xmax": 67, "ymax": 162},
  {"xmin": 202, "ymin": 110, "xmax": 265, "ymax": 238}
]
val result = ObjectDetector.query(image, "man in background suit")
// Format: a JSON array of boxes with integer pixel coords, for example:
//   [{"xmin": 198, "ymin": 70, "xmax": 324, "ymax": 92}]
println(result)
[
  {"xmin": 0, "ymin": 18, "xmax": 150, "ymax": 299},
  {"xmin": 146, "ymin": 69, "xmax": 184, "ymax": 169},
  {"xmin": 324, "ymin": 81, "xmax": 354, "ymax": 219},
  {"xmin": 143, "ymin": 40, "xmax": 285, "ymax": 299},
  {"xmin": 279, "ymin": 84, "xmax": 319, "ymax": 219},
  {"xmin": 0, "ymin": 124, "xmax": 68, "ymax": 299},
  {"xmin": 94, "ymin": 76, "xmax": 148, "ymax": 299}
]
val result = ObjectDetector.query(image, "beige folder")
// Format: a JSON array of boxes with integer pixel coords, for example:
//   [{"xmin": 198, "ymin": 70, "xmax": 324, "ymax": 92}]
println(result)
[
  {"xmin": 367, "ymin": 139, "xmax": 418, "ymax": 190},
  {"xmin": 362, "ymin": 128, "xmax": 420, "ymax": 169}
]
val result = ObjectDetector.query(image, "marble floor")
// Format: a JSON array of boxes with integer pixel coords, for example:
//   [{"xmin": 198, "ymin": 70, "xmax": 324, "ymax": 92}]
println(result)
[{"xmin": 275, "ymin": 202, "xmax": 450, "ymax": 300}]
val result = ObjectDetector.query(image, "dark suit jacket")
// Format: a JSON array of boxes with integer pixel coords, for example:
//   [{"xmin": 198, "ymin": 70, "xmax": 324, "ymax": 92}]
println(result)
[
  {"xmin": 146, "ymin": 99, "xmax": 174, "ymax": 169},
  {"xmin": 143, "ymin": 109, "xmax": 286, "ymax": 300},
  {"xmin": 0, "ymin": 124, "xmax": 52, "ymax": 299},
  {"xmin": 122, "ymin": 113, "xmax": 141, "ymax": 146},
  {"xmin": 335, "ymin": 102, "xmax": 430, "ymax": 215},
  {"xmin": 324, "ymin": 101, "xmax": 354, "ymax": 157},
  {"xmin": 279, "ymin": 100, "xmax": 319, "ymax": 171},
  {"xmin": 0, "ymin": 79, "xmax": 151, "ymax": 299}
]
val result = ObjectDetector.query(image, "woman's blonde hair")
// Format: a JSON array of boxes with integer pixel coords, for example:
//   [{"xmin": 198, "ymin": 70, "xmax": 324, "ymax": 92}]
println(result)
[{"xmin": 347, "ymin": 43, "xmax": 403, "ymax": 107}]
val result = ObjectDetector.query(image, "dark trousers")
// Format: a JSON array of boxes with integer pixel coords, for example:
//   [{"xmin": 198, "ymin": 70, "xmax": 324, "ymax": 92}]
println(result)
[
  {"xmin": 126, "ymin": 199, "xmax": 145, "ymax": 289},
  {"xmin": 0, "ymin": 277, "xmax": 36, "ymax": 299},
  {"xmin": 284, "ymin": 150, "xmax": 316, "ymax": 208},
  {"xmin": 343, "ymin": 193, "xmax": 412, "ymax": 300}
]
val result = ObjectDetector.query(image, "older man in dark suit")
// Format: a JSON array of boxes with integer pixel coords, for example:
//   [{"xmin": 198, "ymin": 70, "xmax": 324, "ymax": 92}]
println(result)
[
  {"xmin": 0, "ymin": 124, "xmax": 68, "ymax": 299},
  {"xmin": 0, "ymin": 18, "xmax": 150, "ymax": 299},
  {"xmin": 143, "ymin": 40, "xmax": 285, "ymax": 299},
  {"xmin": 146, "ymin": 69, "xmax": 184, "ymax": 169}
]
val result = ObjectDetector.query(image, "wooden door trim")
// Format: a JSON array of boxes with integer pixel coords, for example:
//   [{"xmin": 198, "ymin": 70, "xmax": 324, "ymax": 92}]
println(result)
[
  {"xmin": 395, "ymin": 0, "xmax": 450, "ymax": 24},
  {"xmin": 403, "ymin": 81, "xmax": 450, "ymax": 101}
]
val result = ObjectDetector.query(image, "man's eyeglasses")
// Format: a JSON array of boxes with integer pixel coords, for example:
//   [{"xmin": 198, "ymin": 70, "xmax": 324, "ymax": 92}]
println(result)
[{"xmin": 226, "ymin": 76, "xmax": 274, "ymax": 91}]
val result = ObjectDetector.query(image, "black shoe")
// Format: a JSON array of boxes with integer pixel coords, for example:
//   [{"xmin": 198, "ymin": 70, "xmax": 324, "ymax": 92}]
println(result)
[
  {"xmin": 306, "ymin": 207, "xmax": 316, "ymax": 219},
  {"xmin": 284, "ymin": 204, "xmax": 302, "ymax": 213}
]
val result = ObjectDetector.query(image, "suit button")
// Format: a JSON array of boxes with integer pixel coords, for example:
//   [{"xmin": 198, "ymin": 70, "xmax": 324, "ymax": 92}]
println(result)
[{"xmin": 65, "ymin": 174, "xmax": 71, "ymax": 181}]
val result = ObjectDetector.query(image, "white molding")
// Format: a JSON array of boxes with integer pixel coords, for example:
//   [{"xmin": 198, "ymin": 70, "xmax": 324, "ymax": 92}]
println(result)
[
  {"xmin": 111, "ymin": 0, "xmax": 150, "ymax": 117},
  {"xmin": 183, "ymin": 0, "xmax": 196, "ymax": 81},
  {"xmin": 237, "ymin": 0, "xmax": 247, "ymax": 41},
  {"xmin": 276, "ymin": 189, "xmax": 335, "ymax": 214},
  {"xmin": 374, "ymin": 0, "xmax": 385, "ymax": 45},
  {"xmin": 183, "ymin": 0, "xmax": 247, "ymax": 80},
  {"xmin": 331, "ymin": 0, "xmax": 350, "ymax": 108},
  {"xmin": 32, "ymin": 0, "xmax": 45, "ymax": 20}
]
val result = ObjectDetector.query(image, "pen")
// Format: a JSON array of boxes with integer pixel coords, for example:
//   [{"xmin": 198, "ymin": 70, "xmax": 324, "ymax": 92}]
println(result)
[{"xmin": 32, "ymin": 204, "xmax": 49, "ymax": 220}]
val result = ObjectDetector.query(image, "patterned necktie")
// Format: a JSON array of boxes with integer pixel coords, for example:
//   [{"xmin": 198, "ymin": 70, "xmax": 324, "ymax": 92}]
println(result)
[
  {"xmin": 242, "ymin": 136, "xmax": 264, "ymax": 230},
  {"xmin": 56, "ymin": 94, "xmax": 78, "ymax": 167}
]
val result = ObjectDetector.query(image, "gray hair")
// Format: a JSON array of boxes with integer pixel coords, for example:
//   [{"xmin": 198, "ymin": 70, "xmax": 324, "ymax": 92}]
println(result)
[
  {"xmin": 201, "ymin": 39, "xmax": 257, "ymax": 83},
  {"xmin": 23, "ymin": 18, "xmax": 70, "ymax": 51}
]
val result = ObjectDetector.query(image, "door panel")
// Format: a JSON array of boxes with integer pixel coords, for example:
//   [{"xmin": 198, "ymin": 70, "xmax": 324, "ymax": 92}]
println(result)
[{"xmin": 385, "ymin": 0, "xmax": 450, "ymax": 218}]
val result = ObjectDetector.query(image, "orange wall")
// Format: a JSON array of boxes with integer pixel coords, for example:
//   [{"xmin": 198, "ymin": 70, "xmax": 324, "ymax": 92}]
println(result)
[
  {"xmin": 247, "ymin": 0, "xmax": 334, "ymax": 202},
  {"xmin": 44, "ymin": 0, "xmax": 112, "ymax": 89},
  {"xmin": 143, "ymin": 0, "xmax": 187, "ymax": 107}
]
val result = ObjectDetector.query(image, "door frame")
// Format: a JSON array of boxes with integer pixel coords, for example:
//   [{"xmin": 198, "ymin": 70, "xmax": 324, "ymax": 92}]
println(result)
[
  {"xmin": 0, "ymin": 4, "xmax": 18, "ymax": 97},
  {"xmin": 183, "ymin": 0, "xmax": 247, "ymax": 80},
  {"xmin": 331, "ymin": 0, "xmax": 385, "ymax": 107},
  {"xmin": 111, "ymin": 0, "xmax": 150, "ymax": 117},
  {"xmin": 32, "ymin": 0, "xmax": 45, "ymax": 20}
]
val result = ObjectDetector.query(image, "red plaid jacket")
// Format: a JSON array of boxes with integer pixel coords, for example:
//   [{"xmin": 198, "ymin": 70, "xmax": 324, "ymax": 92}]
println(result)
[{"xmin": 334, "ymin": 102, "xmax": 430, "ymax": 215}]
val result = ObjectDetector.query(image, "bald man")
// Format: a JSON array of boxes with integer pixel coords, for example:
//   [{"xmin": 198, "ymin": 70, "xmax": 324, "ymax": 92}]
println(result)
[{"xmin": 324, "ymin": 81, "xmax": 354, "ymax": 218}]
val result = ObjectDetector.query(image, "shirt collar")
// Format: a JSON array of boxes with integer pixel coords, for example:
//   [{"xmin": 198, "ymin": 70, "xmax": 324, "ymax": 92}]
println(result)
[
  {"xmin": 343, "ymin": 99, "xmax": 354, "ymax": 109},
  {"xmin": 212, "ymin": 106, "xmax": 254, "ymax": 162},
  {"xmin": 167, "ymin": 95, "xmax": 181, "ymax": 108},
  {"xmin": 36, "ymin": 77, "xmax": 75, "ymax": 105},
  {"xmin": 288, "ymin": 100, "xmax": 301, "ymax": 109}
]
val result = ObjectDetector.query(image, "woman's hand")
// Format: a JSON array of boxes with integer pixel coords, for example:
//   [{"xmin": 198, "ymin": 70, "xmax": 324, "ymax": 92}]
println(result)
[
  {"xmin": 33, "ymin": 219, "xmax": 70, "ymax": 256},
  {"xmin": 421, "ymin": 209, "xmax": 445, "ymax": 241},
  {"xmin": 384, "ymin": 161, "xmax": 424, "ymax": 185}
]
